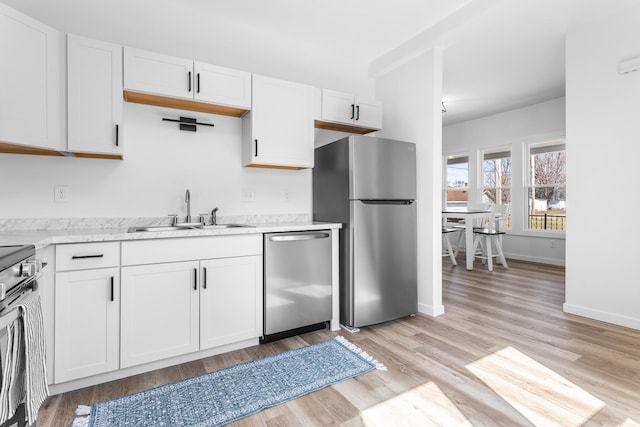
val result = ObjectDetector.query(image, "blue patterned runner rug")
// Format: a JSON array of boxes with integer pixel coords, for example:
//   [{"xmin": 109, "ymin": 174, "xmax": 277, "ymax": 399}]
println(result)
[{"xmin": 72, "ymin": 336, "xmax": 385, "ymax": 427}]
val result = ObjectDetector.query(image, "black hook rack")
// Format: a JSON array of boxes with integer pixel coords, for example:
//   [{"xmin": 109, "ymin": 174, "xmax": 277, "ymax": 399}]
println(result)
[{"xmin": 162, "ymin": 116, "xmax": 215, "ymax": 132}]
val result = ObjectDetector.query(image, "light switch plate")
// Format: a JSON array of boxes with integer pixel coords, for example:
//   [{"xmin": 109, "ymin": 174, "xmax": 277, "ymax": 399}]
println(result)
[
  {"xmin": 54, "ymin": 185, "xmax": 70, "ymax": 203},
  {"xmin": 242, "ymin": 188, "xmax": 256, "ymax": 202}
]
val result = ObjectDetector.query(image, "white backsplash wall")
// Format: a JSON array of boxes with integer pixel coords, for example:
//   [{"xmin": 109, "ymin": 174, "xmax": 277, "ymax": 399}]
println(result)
[{"xmin": 0, "ymin": 102, "xmax": 312, "ymax": 219}]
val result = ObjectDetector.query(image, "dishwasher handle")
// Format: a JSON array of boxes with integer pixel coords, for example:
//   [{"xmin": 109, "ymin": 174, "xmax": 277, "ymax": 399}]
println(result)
[{"xmin": 268, "ymin": 232, "xmax": 330, "ymax": 242}]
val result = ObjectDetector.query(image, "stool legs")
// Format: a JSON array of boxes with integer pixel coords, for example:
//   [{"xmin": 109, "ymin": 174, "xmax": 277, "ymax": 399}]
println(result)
[
  {"xmin": 472, "ymin": 233, "xmax": 508, "ymax": 272},
  {"xmin": 443, "ymin": 232, "xmax": 457, "ymax": 265}
]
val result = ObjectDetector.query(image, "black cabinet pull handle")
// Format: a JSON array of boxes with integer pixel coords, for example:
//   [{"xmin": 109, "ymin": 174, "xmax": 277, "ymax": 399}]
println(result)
[
  {"xmin": 193, "ymin": 268, "xmax": 197, "ymax": 290},
  {"xmin": 254, "ymin": 139, "xmax": 258, "ymax": 157},
  {"xmin": 72, "ymin": 254, "xmax": 104, "ymax": 259},
  {"xmin": 115, "ymin": 124, "xmax": 119, "ymax": 146},
  {"xmin": 197, "ymin": 73, "xmax": 200, "ymax": 93},
  {"xmin": 110, "ymin": 276, "xmax": 114, "ymax": 302},
  {"xmin": 356, "ymin": 105, "xmax": 360, "ymax": 121},
  {"xmin": 351, "ymin": 104, "xmax": 355, "ymax": 120},
  {"xmin": 188, "ymin": 71, "xmax": 192, "ymax": 92},
  {"xmin": 203, "ymin": 267, "xmax": 207, "ymax": 289}
]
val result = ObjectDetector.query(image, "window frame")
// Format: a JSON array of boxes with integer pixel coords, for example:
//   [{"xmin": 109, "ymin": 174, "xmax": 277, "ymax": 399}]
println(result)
[
  {"xmin": 524, "ymin": 139, "xmax": 566, "ymax": 236},
  {"xmin": 481, "ymin": 146, "xmax": 512, "ymax": 229},
  {"xmin": 444, "ymin": 153, "xmax": 470, "ymax": 208}
]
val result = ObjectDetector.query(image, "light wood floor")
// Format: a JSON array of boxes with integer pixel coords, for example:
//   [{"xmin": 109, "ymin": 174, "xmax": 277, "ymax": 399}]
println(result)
[{"xmin": 37, "ymin": 258, "xmax": 640, "ymax": 426}]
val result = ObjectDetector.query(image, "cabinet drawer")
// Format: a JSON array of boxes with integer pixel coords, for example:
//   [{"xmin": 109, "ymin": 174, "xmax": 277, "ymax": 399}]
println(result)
[
  {"xmin": 56, "ymin": 242, "xmax": 120, "ymax": 271},
  {"xmin": 121, "ymin": 234, "xmax": 262, "ymax": 266}
]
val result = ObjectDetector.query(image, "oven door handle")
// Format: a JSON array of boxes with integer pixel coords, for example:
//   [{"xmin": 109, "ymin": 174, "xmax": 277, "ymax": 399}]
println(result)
[{"xmin": 0, "ymin": 306, "xmax": 21, "ymax": 330}]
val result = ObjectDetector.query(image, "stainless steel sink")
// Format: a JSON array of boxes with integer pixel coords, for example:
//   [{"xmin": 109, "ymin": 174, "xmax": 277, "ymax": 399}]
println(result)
[
  {"xmin": 128, "ymin": 224, "xmax": 253, "ymax": 233},
  {"xmin": 198, "ymin": 224, "xmax": 254, "ymax": 230},
  {"xmin": 128, "ymin": 225, "xmax": 199, "ymax": 232}
]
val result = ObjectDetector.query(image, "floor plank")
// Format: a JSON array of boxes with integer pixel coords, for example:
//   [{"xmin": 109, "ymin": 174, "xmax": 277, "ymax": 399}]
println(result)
[{"xmin": 37, "ymin": 258, "xmax": 640, "ymax": 426}]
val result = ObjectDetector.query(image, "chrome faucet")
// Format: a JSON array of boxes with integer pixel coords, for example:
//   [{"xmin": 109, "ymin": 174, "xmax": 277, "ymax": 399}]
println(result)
[
  {"xmin": 185, "ymin": 189, "xmax": 192, "ymax": 223},
  {"xmin": 211, "ymin": 207, "xmax": 219, "ymax": 225}
]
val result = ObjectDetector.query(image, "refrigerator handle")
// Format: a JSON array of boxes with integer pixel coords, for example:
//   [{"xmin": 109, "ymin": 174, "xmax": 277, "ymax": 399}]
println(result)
[
  {"xmin": 360, "ymin": 199, "xmax": 415, "ymax": 205},
  {"xmin": 269, "ymin": 232, "xmax": 330, "ymax": 242}
]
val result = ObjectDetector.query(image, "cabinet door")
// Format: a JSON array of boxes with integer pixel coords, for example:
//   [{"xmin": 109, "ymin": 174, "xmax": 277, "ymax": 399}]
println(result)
[
  {"xmin": 67, "ymin": 34, "xmax": 123, "ymax": 156},
  {"xmin": 354, "ymin": 96, "xmax": 382, "ymax": 130},
  {"xmin": 200, "ymin": 256, "xmax": 262, "ymax": 350},
  {"xmin": 123, "ymin": 47, "xmax": 193, "ymax": 100},
  {"xmin": 55, "ymin": 268, "xmax": 119, "ymax": 383},
  {"xmin": 321, "ymin": 89, "xmax": 354, "ymax": 125},
  {"xmin": 0, "ymin": 4, "xmax": 61, "ymax": 150},
  {"xmin": 244, "ymin": 74, "xmax": 314, "ymax": 168},
  {"xmin": 121, "ymin": 261, "xmax": 199, "ymax": 368},
  {"xmin": 193, "ymin": 62, "xmax": 251, "ymax": 109}
]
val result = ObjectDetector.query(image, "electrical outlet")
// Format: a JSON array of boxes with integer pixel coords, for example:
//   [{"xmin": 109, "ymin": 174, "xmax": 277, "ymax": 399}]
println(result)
[
  {"xmin": 54, "ymin": 185, "xmax": 70, "ymax": 203},
  {"xmin": 241, "ymin": 188, "xmax": 256, "ymax": 202},
  {"xmin": 550, "ymin": 240, "xmax": 556, "ymax": 248},
  {"xmin": 283, "ymin": 190, "xmax": 291, "ymax": 201}
]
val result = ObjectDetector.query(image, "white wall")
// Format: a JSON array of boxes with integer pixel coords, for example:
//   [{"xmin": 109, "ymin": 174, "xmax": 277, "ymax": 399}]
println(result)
[
  {"xmin": 0, "ymin": 0, "xmax": 374, "ymax": 97},
  {"xmin": 0, "ymin": 5, "xmax": 377, "ymax": 221},
  {"xmin": 375, "ymin": 48, "xmax": 445, "ymax": 317},
  {"xmin": 443, "ymin": 97, "xmax": 566, "ymax": 265},
  {"xmin": 564, "ymin": 4, "xmax": 640, "ymax": 329},
  {"xmin": 0, "ymin": 102, "xmax": 311, "ymax": 219}
]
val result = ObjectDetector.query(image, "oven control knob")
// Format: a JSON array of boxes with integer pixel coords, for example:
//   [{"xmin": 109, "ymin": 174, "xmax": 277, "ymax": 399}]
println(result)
[
  {"xmin": 12, "ymin": 265, "xmax": 22, "ymax": 277},
  {"xmin": 20, "ymin": 261, "xmax": 36, "ymax": 277}
]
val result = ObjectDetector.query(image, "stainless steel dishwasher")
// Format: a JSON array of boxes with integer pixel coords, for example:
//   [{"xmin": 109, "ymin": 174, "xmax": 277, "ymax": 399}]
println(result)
[{"xmin": 261, "ymin": 230, "xmax": 332, "ymax": 343}]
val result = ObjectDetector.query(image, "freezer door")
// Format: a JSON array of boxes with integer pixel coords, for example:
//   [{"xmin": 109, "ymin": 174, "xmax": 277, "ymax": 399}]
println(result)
[
  {"xmin": 264, "ymin": 231, "xmax": 332, "ymax": 335},
  {"xmin": 350, "ymin": 200, "xmax": 417, "ymax": 327},
  {"xmin": 349, "ymin": 136, "xmax": 416, "ymax": 200}
]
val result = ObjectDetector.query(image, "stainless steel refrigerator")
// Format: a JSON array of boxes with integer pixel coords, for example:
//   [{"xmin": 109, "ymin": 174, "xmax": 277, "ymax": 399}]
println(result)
[{"xmin": 313, "ymin": 135, "xmax": 417, "ymax": 330}]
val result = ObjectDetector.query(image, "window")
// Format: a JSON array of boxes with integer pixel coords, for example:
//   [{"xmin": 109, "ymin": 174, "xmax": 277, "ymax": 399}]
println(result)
[
  {"xmin": 527, "ymin": 141, "xmax": 566, "ymax": 231},
  {"xmin": 482, "ymin": 148, "xmax": 512, "ymax": 228},
  {"xmin": 446, "ymin": 154, "xmax": 468, "ymax": 207}
]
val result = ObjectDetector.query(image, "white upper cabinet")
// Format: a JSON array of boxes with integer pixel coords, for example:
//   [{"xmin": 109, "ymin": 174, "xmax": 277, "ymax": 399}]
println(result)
[
  {"xmin": 124, "ymin": 47, "xmax": 193, "ymax": 99},
  {"xmin": 193, "ymin": 61, "xmax": 251, "ymax": 108},
  {"xmin": 242, "ymin": 74, "xmax": 314, "ymax": 169},
  {"xmin": 67, "ymin": 34, "xmax": 123, "ymax": 158},
  {"xmin": 317, "ymin": 89, "xmax": 382, "ymax": 134},
  {"xmin": 123, "ymin": 47, "xmax": 251, "ymax": 116},
  {"xmin": 0, "ymin": 3, "xmax": 62, "ymax": 153}
]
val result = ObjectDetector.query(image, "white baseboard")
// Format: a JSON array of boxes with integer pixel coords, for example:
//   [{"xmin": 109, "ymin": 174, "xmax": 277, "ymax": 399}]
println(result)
[
  {"xmin": 563, "ymin": 303, "xmax": 640, "ymax": 330},
  {"xmin": 418, "ymin": 302, "xmax": 445, "ymax": 317},
  {"xmin": 504, "ymin": 252, "xmax": 565, "ymax": 266},
  {"xmin": 49, "ymin": 338, "xmax": 258, "ymax": 395}
]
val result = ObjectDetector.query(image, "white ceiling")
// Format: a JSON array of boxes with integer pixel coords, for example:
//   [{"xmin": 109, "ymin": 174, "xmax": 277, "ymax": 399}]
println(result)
[{"xmin": 4, "ymin": 0, "xmax": 639, "ymax": 126}]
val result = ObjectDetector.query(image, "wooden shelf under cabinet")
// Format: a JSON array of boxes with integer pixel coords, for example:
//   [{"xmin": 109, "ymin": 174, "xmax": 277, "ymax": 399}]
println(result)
[
  {"xmin": 314, "ymin": 120, "xmax": 377, "ymax": 135},
  {"xmin": 124, "ymin": 91, "xmax": 250, "ymax": 118},
  {"xmin": 0, "ymin": 142, "xmax": 123, "ymax": 160}
]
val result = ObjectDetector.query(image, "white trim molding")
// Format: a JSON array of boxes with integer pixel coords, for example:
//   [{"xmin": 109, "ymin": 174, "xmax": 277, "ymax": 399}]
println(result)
[{"xmin": 563, "ymin": 303, "xmax": 640, "ymax": 331}]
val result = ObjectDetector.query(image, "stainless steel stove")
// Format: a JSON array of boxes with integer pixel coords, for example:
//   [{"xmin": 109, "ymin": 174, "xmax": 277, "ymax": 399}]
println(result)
[
  {"xmin": 0, "ymin": 244, "xmax": 43, "ymax": 427},
  {"xmin": 0, "ymin": 245, "xmax": 41, "ymax": 314}
]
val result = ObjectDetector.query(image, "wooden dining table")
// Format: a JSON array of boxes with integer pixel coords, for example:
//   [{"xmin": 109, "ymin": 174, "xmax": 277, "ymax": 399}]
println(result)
[{"xmin": 442, "ymin": 207, "xmax": 491, "ymax": 270}]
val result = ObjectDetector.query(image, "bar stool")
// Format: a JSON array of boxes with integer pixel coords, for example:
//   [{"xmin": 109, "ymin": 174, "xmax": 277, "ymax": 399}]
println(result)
[
  {"xmin": 472, "ymin": 204, "xmax": 508, "ymax": 271},
  {"xmin": 442, "ymin": 227, "xmax": 459, "ymax": 265}
]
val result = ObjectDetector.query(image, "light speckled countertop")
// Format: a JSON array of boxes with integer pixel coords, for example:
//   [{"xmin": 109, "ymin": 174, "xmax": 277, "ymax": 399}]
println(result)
[{"xmin": 0, "ymin": 216, "xmax": 341, "ymax": 250}]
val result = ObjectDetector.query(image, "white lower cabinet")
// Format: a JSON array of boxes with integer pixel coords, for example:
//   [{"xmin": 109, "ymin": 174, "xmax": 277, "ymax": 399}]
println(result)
[
  {"xmin": 120, "ymin": 235, "xmax": 263, "ymax": 369},
  {"xmin": 200, "ymin": 256, "xmax": 262, "ymax": 350},
  {"xmin": 54, "ymin": 267, "xmax": 120, "ymax": 383},
  {"xmin": 120, "ymin": 261, "xmax": 200, "ymax": 368},
  {"xmin": 52, "ymin": 235, "xmax": 263, "ymax": 387}
]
